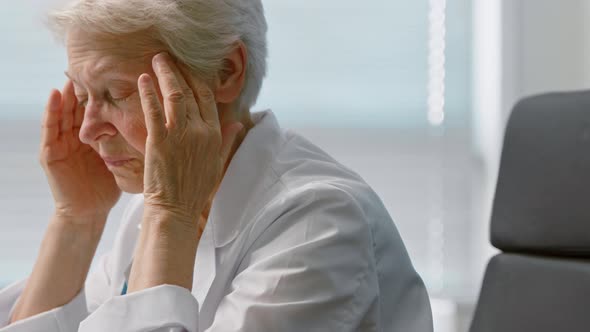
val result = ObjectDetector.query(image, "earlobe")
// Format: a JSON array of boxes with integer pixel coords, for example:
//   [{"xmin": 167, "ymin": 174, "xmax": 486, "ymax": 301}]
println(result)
[{"xmin": 215, "ymin": 42, "xmax": 248, "ymax": 104}]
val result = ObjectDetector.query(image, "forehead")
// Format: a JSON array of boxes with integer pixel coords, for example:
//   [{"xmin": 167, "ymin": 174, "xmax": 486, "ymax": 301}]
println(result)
[{"xmin": 65, "ymin": 28, "xmax": 161, "ymax": 82}]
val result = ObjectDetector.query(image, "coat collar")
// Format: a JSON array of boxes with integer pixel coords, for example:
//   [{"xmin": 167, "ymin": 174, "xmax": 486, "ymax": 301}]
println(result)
[{"xmin": 208, "ymin": 110, "xmax": 283, "ymax": 248}]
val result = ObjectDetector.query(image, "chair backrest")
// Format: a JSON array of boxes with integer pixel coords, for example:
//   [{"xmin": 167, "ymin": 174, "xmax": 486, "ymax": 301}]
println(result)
[{"xmin": 469, "ymin": 91, "xmax": 590, "ymax": 332}]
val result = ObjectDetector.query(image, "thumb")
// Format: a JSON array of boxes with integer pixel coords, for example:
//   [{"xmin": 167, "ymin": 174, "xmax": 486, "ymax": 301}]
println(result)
[{"xmin": 219, "ymin": 122, "xmax": 244, "ymax": 166}]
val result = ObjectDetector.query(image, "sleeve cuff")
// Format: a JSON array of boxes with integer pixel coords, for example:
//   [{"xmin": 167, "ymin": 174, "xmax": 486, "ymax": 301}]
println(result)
[
  {"xmin": 0, "ymin": 280, "xmax": 88, "ymax": 332},
  {"xmin": 80, "ymin": 284, "xmax": 199, "ymax": 332},
  {"xmin": 0, "ymin": 279, "xmax": 27, "ymax": 328}
]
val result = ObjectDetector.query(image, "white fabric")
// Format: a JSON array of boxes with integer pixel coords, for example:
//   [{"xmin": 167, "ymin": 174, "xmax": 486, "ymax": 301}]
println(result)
[{"xmin": 0, "ymin": 111, "xmax": 433, "ymax": 331}]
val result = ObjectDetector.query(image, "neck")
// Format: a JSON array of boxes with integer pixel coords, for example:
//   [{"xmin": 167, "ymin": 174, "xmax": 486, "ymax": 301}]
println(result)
[
  {"xmin": 198, "ymin": 106, "xmax": 254, "ymax": 232},
  {"xmin": 219, "ymin": 105, "xmax": 255, "ymax": 171}
]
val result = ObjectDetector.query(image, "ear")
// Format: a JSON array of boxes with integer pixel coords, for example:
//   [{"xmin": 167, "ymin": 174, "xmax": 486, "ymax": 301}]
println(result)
[{"xmin": 215, "ymin": 41, "xmax": 248, "ymax": 104}]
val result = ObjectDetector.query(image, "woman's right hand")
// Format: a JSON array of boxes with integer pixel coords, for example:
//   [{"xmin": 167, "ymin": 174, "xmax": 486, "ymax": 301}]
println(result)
[{"xmin": 39, "ymin": 80, "xmax": 121, "ymax": 222}]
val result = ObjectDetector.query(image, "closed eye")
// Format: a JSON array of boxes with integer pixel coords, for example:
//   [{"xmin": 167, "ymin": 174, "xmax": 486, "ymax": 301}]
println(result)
[
  {"xmin": 107, "ymin": 91, "xmax": 137, "ymax": 106},
  {"xmin": 74, "ymin": 90, "xmax": 137, "ymax": 109},
  {"xmin": 76, "ymin": 96, "xmax": 88, "ymax": 108}
]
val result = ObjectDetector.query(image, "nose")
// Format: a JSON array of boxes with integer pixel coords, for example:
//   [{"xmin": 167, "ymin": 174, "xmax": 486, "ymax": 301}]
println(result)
[{"xmin": 79, "ymin": 100, "xmax": 117, "ymax": 145}]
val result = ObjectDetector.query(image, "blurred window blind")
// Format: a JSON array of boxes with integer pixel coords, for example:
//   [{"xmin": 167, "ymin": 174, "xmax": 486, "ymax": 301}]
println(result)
[
  {"xmin": 256, "ymin": 0, "xmax": 471, "ymax": 129},
  {"xmin": 2, "ymin": 1, "xmax": 470, "ymax": 128}
]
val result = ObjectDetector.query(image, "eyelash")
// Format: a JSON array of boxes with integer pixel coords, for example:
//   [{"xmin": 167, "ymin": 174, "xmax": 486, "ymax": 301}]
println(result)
[
  {"xmin": 77, "ymin": 99, "xmax": 88, "ymax": 108},
  {"xmin": 106, "ymin": 93, "xmax": 132, "ymax": 106},
  {"xmin": 76, "ymin": 92, "xmax": 133, "ymax": 108}
]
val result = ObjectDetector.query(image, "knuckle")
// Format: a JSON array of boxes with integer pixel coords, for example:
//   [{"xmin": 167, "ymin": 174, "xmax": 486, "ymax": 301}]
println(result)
[
  {"xmin": 143, "ymin": 87, "xmax": 157, "ymax": 98},
  {"xmin": 195, "ymin": 124, "xmax": 209, "ymax": 137},
  {"xmin": 38, "ymin": 147, "xmax": 52, "ymax": 166},
  {"xmin": 207, "ymin": 129, "xmax": 222, "ymax": 146},
  {"xmin": 141, "ymin": 88, "xmax": 158, "ymax": 104},
  {"xmin": 166, "ymin": 120, "xmax": 177, "ymax": 131},
  {"xmin": 198, "ymin": 87, "xmax": 214, "ymax": 101},
  {"xmin": 183, "ymin": 86, "xmax": 195, "ymax": 99},
  {"xmin": 166, "ymin": 90, "xmax": 185, "ymax": 103},
  {"xmin": 157, "ymin": 64, "xmax": 174, "ymax": 76},
  {"xmin": 147, "ymin": 98, "xmax": 161, "ymax": 111},
  {"xmin": 148, "ymin": 109, "xmax": 163, "ymax": 121}
]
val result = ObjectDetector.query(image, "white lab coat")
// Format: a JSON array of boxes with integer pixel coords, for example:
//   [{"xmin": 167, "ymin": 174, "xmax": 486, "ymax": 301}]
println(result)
[{"xmin": 0, "ymin": 111, "xmax": 433, "ymax": 331}]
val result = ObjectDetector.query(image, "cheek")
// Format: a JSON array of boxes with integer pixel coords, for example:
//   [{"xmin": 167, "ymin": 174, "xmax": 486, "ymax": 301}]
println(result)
[{"xmin": 118, "ymin": 104, "xmax": 148, "ymax": 155}]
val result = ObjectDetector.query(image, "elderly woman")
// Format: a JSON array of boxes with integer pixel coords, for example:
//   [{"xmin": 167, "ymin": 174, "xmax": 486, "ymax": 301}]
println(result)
[{"xmin": 0, "ymin": 0, "xmax": 432, "ymax": 331}]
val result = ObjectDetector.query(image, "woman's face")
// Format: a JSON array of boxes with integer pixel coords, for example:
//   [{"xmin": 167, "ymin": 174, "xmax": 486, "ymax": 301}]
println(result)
[{"xmin": 66, "ymin": 29, "xmax": 164, "ymax": 193}]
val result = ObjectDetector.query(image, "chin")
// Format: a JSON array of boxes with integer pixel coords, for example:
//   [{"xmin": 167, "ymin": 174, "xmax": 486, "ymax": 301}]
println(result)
[{"xmin": 115, "ymin": 176, "xmax": 144, "ymax": 194}]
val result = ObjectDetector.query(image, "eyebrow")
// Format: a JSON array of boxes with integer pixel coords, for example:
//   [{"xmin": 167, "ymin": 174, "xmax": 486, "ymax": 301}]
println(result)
[{"xmin": 64, "ymin": 70, "xmax": 138, "ymax": 87}]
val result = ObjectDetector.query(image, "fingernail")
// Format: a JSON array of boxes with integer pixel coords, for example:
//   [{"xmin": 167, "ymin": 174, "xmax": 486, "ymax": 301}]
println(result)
[
  {"xmin": 153, "ymin": 52, "xmax": 168, "ymax": 69},
  {"xmin": 138, "ymin": 74, "xmax": 152, "ymax": 87},
  {"xmin": 50, "ymin": 91, "xmax": 61, "ymax": 109}
]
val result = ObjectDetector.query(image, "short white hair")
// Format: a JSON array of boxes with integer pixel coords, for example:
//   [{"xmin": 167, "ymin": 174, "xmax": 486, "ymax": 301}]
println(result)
[{"xmin": 48, "ymin": 0, "xmax": 268, "ymax": 108}]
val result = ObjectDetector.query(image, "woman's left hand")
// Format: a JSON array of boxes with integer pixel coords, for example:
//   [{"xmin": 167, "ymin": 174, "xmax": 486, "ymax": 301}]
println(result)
[{"xmin": 138, "ymin": 53, "xmax": 243, "ymax": 231}]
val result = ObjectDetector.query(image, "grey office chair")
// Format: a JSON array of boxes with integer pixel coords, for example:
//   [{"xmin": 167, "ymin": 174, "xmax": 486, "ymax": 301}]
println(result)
[{"xmin": 469, "ymin": 91, "xmax": 590, "ymax": 332}]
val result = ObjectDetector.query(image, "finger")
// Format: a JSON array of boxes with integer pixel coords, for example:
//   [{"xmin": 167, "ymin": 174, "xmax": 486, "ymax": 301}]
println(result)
[
  {"xmin": 60, "ymin": 80, "xmax": 75, "ymax": 133},
  {"xmin": 196, "ymin": 84, "xmax": 220, "ymax": 129},
  {"xmin": 177, "ymin": 63, "xmax": 204, "ymax": 123},
  {"xmin": 179, "ymin": 65, "xmax": 219, "ymax": 128},
  {"xmin": 219, "ymin": 122, "xmax": 244, "ymax": 166},
  {"xmin": 152, "ymin": 53, "xmax": 187, "ymax": 129},
  {"xmin": 41, "ymin": 90, "xmax": 63, "ymax": 146},
  {"xmin": 73, "ymin": 104, "xmax": 85, "ymax": 142},
  {"xmin": 138, "ymin": 73, "xmax": 167, "ymax": 142},
  {"xmin": 73, "ymin": 91, "xmax": 84, "ymax": 127},
  {"xmin": 165, "ymin": 58, "xmax": 200, "ymax": 123}
]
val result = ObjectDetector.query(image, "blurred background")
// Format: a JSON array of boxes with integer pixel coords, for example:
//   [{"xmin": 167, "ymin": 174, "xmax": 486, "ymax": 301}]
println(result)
[{"xmin": 2, "ymin": 1, "xmax": 590, "ymax": 331}]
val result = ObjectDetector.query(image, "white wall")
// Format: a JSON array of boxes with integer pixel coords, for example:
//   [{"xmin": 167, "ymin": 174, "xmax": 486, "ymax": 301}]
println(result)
[
  {"xmin": 502, "ymin": 0, "xmax": 590, "ymax": 122},
  {"xmin": 475, "ymin": 0, "xmax": 590, "ymax": 178}
]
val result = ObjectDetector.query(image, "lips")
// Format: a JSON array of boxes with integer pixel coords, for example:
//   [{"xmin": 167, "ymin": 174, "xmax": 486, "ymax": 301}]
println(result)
[{"xmin": 101, "ymin": 156, "xmax": 133, "ymax": 167}]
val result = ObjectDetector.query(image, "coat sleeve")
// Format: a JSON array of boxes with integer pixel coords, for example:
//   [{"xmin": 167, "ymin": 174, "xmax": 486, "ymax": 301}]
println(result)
[
  {"xmin": 78, "ymin": 285, "xmax": 199, "ymax": 332},
  {"xmin": 0, "ymin": 254, "xmax": 112, "ymax": 332},
  {"xmin": 0, "ymin": 194, "xmax": 150, "ymax": 332}
]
